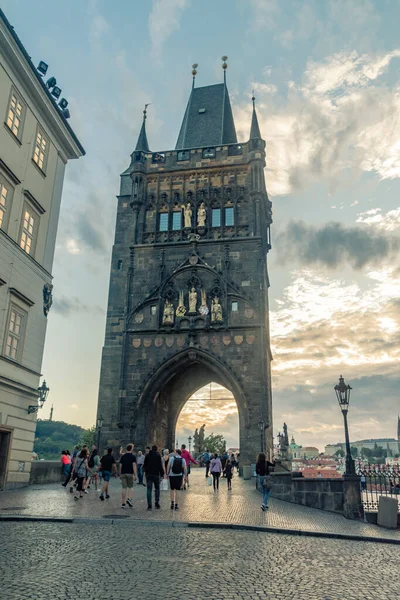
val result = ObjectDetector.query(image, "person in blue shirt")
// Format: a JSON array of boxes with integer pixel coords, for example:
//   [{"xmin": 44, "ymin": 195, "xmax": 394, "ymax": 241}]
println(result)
[{"xmin": 203, "ymin": 449, "xmax": 210, "ymax": 477}]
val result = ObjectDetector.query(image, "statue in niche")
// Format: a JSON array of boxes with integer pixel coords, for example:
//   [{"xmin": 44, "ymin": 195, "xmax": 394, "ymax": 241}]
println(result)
[
  {"xmin": 176, "ymin": 290, "xmax": 186, "ymax": 318},
  {"xmin": 162, "ymin": 300, "xmax": 174, "ymax": 325},
  {"xmin": 188, "ymin": 287, "xmax": 197, "ymax": 314},
  {"xmin": 199, "ymin": 289, "xmax": 209, "ymax": 316},
  {"xmin": 211, "ymin": 297, "xmax": 223, "ymax": 323},
  {"xmin": 183, "ymin": 202, "xmax": 192, "ymax": 228},
  {"xmin": 197, "ymin": 202, "xmax": 206, "ymax": 228}
]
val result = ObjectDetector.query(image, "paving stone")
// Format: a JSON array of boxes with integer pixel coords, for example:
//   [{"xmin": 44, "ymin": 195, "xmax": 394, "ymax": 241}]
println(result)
[{"xmin": 0, "ymin": 469, "xmax": 399, "ymax": 543}]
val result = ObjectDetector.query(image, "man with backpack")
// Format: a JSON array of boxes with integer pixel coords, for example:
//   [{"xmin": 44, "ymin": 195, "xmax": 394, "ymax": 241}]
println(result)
[
  {"xmin": 167, "ymin": 448, "xmax": 187, "ymax": 510},
  {"xmin": 119, "ymin": 443, "xmax": 137, "ymax": 509}
]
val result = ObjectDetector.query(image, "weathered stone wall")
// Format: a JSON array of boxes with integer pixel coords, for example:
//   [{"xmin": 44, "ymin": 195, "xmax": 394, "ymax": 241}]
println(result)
[
  {"xmin": 29, "ymin": 461, "xmax": 63, "ymax": 485},
  {"xmin": 270, "ymin": 472, "xmax": 345, "ymax": 514}
]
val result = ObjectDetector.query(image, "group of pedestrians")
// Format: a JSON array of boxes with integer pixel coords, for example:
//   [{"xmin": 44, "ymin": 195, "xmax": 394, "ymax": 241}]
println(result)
[{"xmin": 61, "ymin": 444, "xmax": 274, "ymax": 511}]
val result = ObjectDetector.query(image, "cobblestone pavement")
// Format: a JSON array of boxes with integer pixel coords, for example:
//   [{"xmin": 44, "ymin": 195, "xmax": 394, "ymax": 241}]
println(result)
[
  {"xmin": 1, "ymin": 470, "xmax": 399, "ymax": 542},
  {"xmin": 0, "ymin": 520, "xmax": 399, "ymax": 600}
]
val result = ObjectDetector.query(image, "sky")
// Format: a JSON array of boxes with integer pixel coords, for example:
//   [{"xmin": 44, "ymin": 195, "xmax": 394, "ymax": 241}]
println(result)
[{"xmin": 3, "ymin": 0, "xmax": 400, "ymax": 452}]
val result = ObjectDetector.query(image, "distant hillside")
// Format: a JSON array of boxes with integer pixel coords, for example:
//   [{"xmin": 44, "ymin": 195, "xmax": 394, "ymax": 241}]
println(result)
[{"xmin": 33, "ymin": 419, "xmax": 85, "ymax": 460}]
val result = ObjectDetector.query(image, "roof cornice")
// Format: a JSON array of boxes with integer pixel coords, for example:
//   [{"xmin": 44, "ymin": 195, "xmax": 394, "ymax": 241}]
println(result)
[{"xmin": 0, "ymin": 9, "xmax": 85, "ymax": 158}]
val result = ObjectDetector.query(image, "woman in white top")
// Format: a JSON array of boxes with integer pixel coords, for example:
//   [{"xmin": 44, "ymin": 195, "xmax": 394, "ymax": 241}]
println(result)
[{"xmin": 209, "ymin": 454, "xmax": 223, "ymax": 491}]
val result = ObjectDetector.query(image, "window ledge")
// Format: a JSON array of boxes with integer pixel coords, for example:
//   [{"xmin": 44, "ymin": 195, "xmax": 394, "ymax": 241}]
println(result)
[
  {"xmin": 31, "ymin": 158, "xmax": 46, "ymax": 178},
  {"xmin": 3, "ymin": 122, "xmax": 22, "ymax": 146},
  {"xmin": 0, "ymin": 158, "xmax": 21, "ymax": 185},
  {"xmin": 9, "ymin": 287, "xmax": 35, "ymax": 307},
  {"xmin": 23, "ymin": 189, "xmax": 46, "ymax": 215}
]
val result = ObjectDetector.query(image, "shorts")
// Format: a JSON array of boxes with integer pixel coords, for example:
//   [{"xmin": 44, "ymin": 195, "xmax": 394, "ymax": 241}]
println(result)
[
  {"xmin": 169, "ymin": 476, "xmax": 183, "ymax": 490},
  {"xmin": 187, "ymin": 464, "xmax": 191, "ymax": 475},
  {"xmin": 76, "ymin": 476, "xmax": 85, "ymax": 492},
  {"xmin": 120, "ymin": 474, "xmax": 134, "ymax": 489},
  {"xmin": 102, "ymin": 470, "xmax": 111, "ymax": 482}
]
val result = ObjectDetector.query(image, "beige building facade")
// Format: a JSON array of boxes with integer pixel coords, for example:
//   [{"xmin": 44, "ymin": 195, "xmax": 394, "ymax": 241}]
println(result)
[{"xmin": 0, "ymin": 10, "xmax": 84, "ymax": 488}]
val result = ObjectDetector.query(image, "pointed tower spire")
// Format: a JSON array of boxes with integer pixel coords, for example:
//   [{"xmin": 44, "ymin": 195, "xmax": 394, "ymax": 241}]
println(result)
[
  {"xmin": 250, "ymin": 92, "xmax": 261, "ymax": 140},
  {"xmin": 134, "ymin": 104, "xmax": 150, "ymax": 152}
]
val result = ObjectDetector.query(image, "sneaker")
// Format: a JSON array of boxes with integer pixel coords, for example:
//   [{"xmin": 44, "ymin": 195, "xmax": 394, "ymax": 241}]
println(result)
[
  {"xmin": 99, "ymin": 494, "xmax": 104, "ymax": 501},
  {"xmin": 69, "ymin": 487, "xmax": 74, "ymax": 493},
  {"xmin": 84, "ymin": 490, "xmax": 89, "ymax": 494},
  {"xmin": 106, "ymin": 494, "xmax": 110, "ymax": 499},
  {"xmin": 261, "ymin": 504, "xmax": 266, "ymax": 511},
  {"xmin": 142, "ymin": 483, "xmax": 146, "ymax": 487},
  {"xmin": 174, "ymin": 504, "xmax": 179, "ymax": 510},
  {"xmin": 126, "ymin": 499, "xmax": 133, "ymax": 508},
  {"xmin": 74, "ymin": 496, "xmax": 79, "ymax": 501},
  {"xmin": 147, "ymin": 506, "xmax": 152, "ymax": 510},
  {"xmin": 155, "ymin": 503, "xmax": 160, "ymax": 509},
  {"xmin": 170, "ymin": 501, "xmax": 174, "ymax": 510},
  {"xmin": 121, "ymin": 504, "xmax": 126, "ymax": 509}
]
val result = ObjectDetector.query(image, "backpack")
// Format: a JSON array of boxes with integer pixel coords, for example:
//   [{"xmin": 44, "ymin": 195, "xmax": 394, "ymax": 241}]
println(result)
[
  {"xmin": 76, "ymin": 459, "xmax": 86, "ymax": 478},
  {"xmin": 171, "ymin": 457, "xmax": 183, "ymax": 474},
  {"xmin": 88, "ymin": 454, "xmax": 94, "ymax": 468}
]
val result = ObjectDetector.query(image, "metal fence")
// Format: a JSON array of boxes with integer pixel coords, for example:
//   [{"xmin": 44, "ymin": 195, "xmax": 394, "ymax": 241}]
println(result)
[{"xmin": 355, "ymin": 463, "xmax": 400, "ymax": 513}]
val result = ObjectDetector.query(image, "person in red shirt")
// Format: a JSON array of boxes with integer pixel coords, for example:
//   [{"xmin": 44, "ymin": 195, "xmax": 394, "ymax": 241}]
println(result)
[{"xmin": 181, "ymin": 444, "xmax": 197, "ymax": 489}]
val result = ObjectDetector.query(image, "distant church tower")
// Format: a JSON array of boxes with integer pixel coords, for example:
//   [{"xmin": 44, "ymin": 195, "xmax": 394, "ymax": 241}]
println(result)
[{"xmin": 96, "ymin": 59, "xmax": 273, "ymax": 464}]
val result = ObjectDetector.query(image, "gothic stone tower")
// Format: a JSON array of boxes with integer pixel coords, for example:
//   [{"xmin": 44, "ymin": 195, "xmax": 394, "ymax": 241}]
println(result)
[{"xmin": 97, "ymin": 64, "xmax": 273, "ymax": 465}]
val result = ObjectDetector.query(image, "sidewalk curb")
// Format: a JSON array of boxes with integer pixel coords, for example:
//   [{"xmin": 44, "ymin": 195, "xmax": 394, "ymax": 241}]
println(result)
[{"xmin": 1, "ymin": 514, "xmax": 399, "ymax": 545}]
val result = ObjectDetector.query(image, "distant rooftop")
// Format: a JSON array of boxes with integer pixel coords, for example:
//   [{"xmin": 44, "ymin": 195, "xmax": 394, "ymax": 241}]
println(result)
[{"xmin": 176, "ymin": 83, "xmax": 237, "ymax": 150}]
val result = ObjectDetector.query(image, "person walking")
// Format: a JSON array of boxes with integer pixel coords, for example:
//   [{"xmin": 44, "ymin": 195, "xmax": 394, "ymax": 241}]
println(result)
[
  {"xmin": 60, "ymin": 450, "xmax": 71, "ymax": 482},
  {"xmin": 181, "ymin": 444, "xmax": 197, "ymax": 489},
  {"xmin": 136, "ymin": 450, "xmax": 145, "ymax": 485},
  {"xmin": 167, "ymin": 448, "xmax": 187, "ymax": 510},
  {"xmin": 143, "ymin": 445, "xmax": 164, "ymax": 510},
  {"xmin": 221, "ymin": 451, "xmax": 228, "ymax": 476},
  {"xmin": 256, "ymin": 452, "xmax": 274, "ymax": 511},
  {"xmin": 87, "ymin": 447, "xmax": 100, "ymax": 491},
  {"xmin": 162, "ymin": 448, "xmax": 170, "ymax": 476},
  {"xmin": 119, "ymin": 443, "xmax": 137, "ymax": 508},
  {"xmin": 74, "ymin": 449, "xmax": 93, "ymax": 500},
  {"xmin": 203, "ymin": 449, "xmax": 211, "ymax": 477},
  {"xmin": 225, "ymin": 459, "xmax": 234, "ymax": 491},
  {"xmin": 210, "ymin": 453, "xmax": 223, "ymax": 492},
  {"xmin": 99, "ymin": 447, "xmax": 117, "ymax": 501}
]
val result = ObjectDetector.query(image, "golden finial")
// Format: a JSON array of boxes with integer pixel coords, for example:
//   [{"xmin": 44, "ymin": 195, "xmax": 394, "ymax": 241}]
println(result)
[{"xmin": 222, "ymin": 55, "xmax": 228, "ymax": 70}]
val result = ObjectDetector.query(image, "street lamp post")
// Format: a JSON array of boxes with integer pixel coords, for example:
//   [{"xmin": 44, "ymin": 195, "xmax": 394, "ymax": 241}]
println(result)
[
  {"xmin": 334, "ymin": 375, "xmax": 355, "ymax": 475},
  {"xmin": 96, "ymin": 415, "xmax": 103, "ymax": 452},
  {"xmin": 28, "ymin": 380, "xmax": 50, "ymax": 414},
  {"xmin": 188, "ymin": 435, "xmax": 192, "ymax": 454}
]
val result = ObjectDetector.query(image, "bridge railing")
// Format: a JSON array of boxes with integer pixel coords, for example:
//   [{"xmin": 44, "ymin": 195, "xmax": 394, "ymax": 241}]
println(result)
[{"xmin": 355, "ymin": 462, "xmax": 400, "ymax": 513}]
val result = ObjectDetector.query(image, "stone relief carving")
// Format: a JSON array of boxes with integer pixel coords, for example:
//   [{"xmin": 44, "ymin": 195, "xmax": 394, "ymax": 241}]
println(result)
[
  {"xmin": 199, "ymin": 289, "xmax": 209, "ymax": 316},
  {"xmin": 43, "ymin": 283, "xmax": 53, "ymax": 317},
  {"xmin": 188, "ymin": 287, "xmax": 197, "ymax": 314},
  {"xmin": 197, "ymin": 202, "xmax": 206, "ymax": 228},
  {"xmin": 211, "ymin": 297, "xmax": 223, "ymax": 323},
  {"xmin": 162, "ymin": 300, "xmax": 174, "ymax": 326},
  {"xmin": 183, "ymin": 202, "xmax": 192, "ymax": 228}
]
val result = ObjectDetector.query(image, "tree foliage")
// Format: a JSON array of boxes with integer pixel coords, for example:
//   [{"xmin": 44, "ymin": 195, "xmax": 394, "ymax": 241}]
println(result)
[
  {"xmin": 33, "ymin": 419, "xmax": 86, "ymax": 459},
  {"xmin": 203, "ymin": 433, "xmax": 226, "ymax": 455}
]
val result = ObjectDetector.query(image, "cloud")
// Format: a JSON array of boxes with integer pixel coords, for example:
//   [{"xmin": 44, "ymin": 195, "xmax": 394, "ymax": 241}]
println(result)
[
  {"xmin": 68, "ymin": 404, "xmax": 79, "ymax": 410},
  {"xmin": 52, "ymin": 295, "xmax": 104, "ymax": 317},
  {"xmin": 275, "ymin": 220, "xmax": 400, "ymax": 269},
  {"xmin": 148, "ymin": 0, "xmax": 188, "ymax": 61},
  {"xmin": 356, "ymin": 207, "xmax": 400, "ymax": 231},
  {"xmin": 87, "ymin": 0, "xmax": 110, "ymax": 41},
  {"xmin": 234, "ymin": 49, "xmax": 400, "ymax": 195}
]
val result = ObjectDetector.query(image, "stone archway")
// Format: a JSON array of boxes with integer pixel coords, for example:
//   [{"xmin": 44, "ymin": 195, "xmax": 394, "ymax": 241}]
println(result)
[{"xmin": 134, "ymin": 348, "xmax": 252, "ymax": 463}]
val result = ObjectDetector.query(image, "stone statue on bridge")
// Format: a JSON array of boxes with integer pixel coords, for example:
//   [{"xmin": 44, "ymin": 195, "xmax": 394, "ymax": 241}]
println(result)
[{"xmin": 198, "ymin": 423, "xmax": 206, "ymax": 453}]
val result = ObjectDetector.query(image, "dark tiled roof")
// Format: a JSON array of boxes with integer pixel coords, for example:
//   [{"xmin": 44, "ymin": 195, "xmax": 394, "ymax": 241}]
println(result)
[
  {"xmin": 0, "ymin": 8, "xmax": 85, "ymax": 155},
  {"xmin": 250, "ymin": 104, "xmax": 261, "ymax": 139},
  {"xmin": 176, "ymin": 83, "xmax": 237, "ymax": 149},
  {"xmin": 135, "ymin": 120, "xmax": 150, "ymax": 152}
]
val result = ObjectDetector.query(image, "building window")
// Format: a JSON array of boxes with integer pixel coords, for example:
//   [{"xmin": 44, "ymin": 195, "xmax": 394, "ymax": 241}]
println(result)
[
  {"xmin": 32, "ymin": 128, "xmax": 49, "ymax": 172},
  {"xmin": 225, "ymin": 207, "xmax": 234, "ymax": 226},
  {"xmin": 20, "ymin": 204, "xmax": 38, "ymax": 256},
  {"xmin": 212, "ymin": 208, "xmax": 221, "ymax": 227},
  {"xmin": 159, "ymin": 212, "xmax": 169, "ymax": 232},
  {"xmin": 0, "ymin": 178, "xmax": 12, "ymax": 231},
  {"xmin": 203, "ymin": 147, "xmax": 216, "ymax": 159},
  {"xmin": 177, "ymin": 150, "xmax": 190, "ymax": 161},
  {"xmin": 172, "ymin": 211, "xmax": 181, "ymax": 231},
  {"xmin": 231, "ymin": 302, "xmax": 238, "ymax": 312},
  {"xmin": 5, "ymin": 305, "xmax": 26, "ymax": 361},
  {"xmin": 228, "ymin": 144, "xmax": 243, "ymax": 156},
  {"xmin": 152, "ymin": 152, "xmax": 165, "ymax": 163},
  {"xmin": 6, "ymin": 91, "xmax": 25, "ymax": 139},
  {"xmin": 150, "ymin": 305, "xmax": 157, "ymax": 315}
]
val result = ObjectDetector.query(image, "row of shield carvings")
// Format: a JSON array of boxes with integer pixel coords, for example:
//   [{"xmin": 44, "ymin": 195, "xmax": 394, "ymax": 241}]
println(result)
[{"xmin": 131, "ymin": 334, "xmax": 256, "ymax": 348}]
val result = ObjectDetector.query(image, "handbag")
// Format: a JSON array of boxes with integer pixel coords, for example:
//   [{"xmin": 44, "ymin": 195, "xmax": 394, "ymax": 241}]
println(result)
[
  {"xmin": 161, "ymin": 477, "xmax": 169, "ymax": 491},
  {"xmin": 263, "ymin": 475, "xmax": 273, "ymax": 491},
  {"xmin": 208, "ymin": 476, "xmax": 213, "ymax": 486}
]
